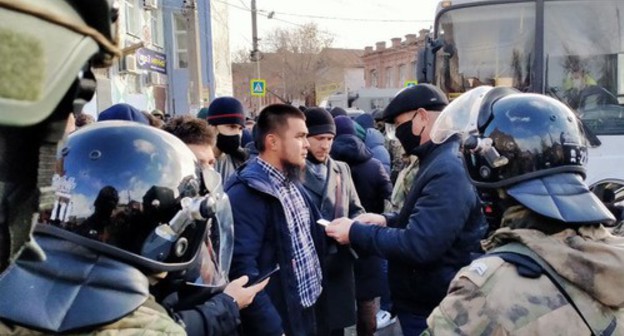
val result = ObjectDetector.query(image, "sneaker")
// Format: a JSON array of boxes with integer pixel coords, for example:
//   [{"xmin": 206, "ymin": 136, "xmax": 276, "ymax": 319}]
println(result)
[{"xmin": 376, "ymin": 309, "xmax": 397, "ymax": 330}]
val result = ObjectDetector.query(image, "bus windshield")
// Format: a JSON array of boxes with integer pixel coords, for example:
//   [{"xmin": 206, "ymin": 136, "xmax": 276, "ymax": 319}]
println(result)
[
  {"xmin": 435, "ymin": 2, "xmax": 536, "ymax": 96},
  {"xmin": 435, "ymin": 0, "xmax": 624, "ymax": 136},
  {"xmin": 545, "ymin": 0, "xmax": 624, "ymax": 136}
]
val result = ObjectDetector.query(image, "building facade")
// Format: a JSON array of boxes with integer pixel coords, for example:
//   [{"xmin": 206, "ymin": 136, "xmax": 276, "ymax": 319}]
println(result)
[
  {"xmin": 163, "ymin": 0, "xmax": 232, "ymax": 116},
  {"xmin": 84, "ymin": 0, "xmax": 168, "ymax": 117},
  {"xmin": 361, "ymin": 30, "xmax": 429, "ymax": 89},
  {"xmin": 84, "ymin": 0, "xmax": 231, "ymax": 117}
]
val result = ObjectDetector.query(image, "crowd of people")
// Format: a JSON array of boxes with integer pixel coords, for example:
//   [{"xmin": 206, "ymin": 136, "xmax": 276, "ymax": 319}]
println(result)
[{"xmin": 2, "ymin": 1, "xmax": 624, "ymax": 336}]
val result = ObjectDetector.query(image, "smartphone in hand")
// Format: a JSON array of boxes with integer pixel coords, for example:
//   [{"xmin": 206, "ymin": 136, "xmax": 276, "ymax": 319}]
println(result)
[
  {"xmin": 248, "ymin": 264, "xmax": 280, "ymax": 287},
  {"xmin": 317, "ymin": 219, "xmax": 331, "ymax": 227}
]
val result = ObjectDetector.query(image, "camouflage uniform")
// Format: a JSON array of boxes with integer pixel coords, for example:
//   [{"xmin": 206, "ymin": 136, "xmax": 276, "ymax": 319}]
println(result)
[
  {"xmin": 385, "ymin": 155, "xmax": 419, "ymax": 213},
  {"xmin": 425, "ymin": 207, "xmax": 624, "ymax": 335},
  {"xmin": 0, "ymin": 300, "xmax": 186, "ymax": 335},
  {"xmin": 386, "ymin": 137, "xmax": 406, "ymax": 184}
]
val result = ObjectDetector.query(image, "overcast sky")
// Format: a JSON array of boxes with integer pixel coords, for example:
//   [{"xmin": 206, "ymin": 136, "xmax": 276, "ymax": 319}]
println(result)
[{"xmin": 225, "ymin": 0, "xmax": 440, "ymax": 54}]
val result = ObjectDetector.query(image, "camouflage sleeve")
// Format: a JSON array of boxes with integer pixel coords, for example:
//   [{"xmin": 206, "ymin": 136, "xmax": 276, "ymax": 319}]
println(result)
[{"xmin": 424, "ymin": 258, "xmax": 509, "ymax": 336}]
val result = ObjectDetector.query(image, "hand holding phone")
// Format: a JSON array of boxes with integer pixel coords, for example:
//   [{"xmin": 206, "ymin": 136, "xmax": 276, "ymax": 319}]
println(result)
[
  {"xmin": 248, "ymin": 264, "xmax": 280, "ymax": 287},
  {"xmin": 317, "ymin": 219, "xmax": 331, "ymax": 227}
]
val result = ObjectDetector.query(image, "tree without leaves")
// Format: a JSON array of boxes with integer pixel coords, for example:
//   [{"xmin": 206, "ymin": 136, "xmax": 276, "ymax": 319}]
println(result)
[
  {"xmin": 231, "ymin": 48, "xmax": 251, "ymax": 64},
  {"xmin": 261, "ymin": 23, "xmax": 334, "ymax": 105}
]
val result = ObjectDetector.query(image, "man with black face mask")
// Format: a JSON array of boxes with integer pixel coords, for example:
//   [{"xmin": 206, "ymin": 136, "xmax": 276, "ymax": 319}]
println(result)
[
  {"xmin": 325, "ymin": 84, "xmax": 486, "ymax": 335},
  {"xmin": 205, "ymin": 96, "xmax": 249, "ymax": 185}
]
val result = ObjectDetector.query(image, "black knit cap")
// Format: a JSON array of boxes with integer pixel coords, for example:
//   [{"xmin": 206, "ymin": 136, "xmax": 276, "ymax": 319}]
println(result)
[
  {"xmin": 206, "ymin": 96, "xmax": 245, "ymax": 127},
  {"xmin": 383, "ymin": 83, "xmax": 449, "ymax": 123},
  {"xmin": 304, "ymin": 107, "xmax": 336, "ymax": 136}
]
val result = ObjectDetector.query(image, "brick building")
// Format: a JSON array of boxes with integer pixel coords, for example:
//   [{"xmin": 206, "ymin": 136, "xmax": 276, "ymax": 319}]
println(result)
[{"xmin": 362, "ymin": 29, "xmax": 429, "ymax": 89}]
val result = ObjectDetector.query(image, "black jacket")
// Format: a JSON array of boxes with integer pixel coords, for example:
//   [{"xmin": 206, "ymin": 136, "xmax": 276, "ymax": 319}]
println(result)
[
  {"xmin": 331, "ymin": 135, "xmax": 393, "ymax": 300},
  {"xmin": 226, "ymin": 158, "xmax": 326, "ymax": 336},
  {"xmin": 349, "ymin": 137, "xmax": 486, "ymax": 315}
]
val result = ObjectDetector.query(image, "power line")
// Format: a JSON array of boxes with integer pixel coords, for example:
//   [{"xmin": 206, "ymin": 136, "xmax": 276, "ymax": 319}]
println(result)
[
  {"xmin": 215, "ymin": 0, "xmax": 339, "ymax": 38},
  {"xmin": 213, "ymin": 0, "xmax": 430, "ymax": 24},
  {"xmin": 269, "ymin": 10, "xmax": 433, "ymax": 23},
  {"xmin": 237, "ymin": 0, "xmax": 250, "ymax": 9}
]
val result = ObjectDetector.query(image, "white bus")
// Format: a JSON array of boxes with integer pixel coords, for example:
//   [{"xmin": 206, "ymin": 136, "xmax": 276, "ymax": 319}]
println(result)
[{"xmin": 417, "ymin": 0, "xmax": 624, "ymax": 203}]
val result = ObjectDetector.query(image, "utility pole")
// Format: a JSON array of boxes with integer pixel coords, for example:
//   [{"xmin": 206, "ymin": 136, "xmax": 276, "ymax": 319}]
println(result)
[
  {"xmin": 251, "ymin": 0, "xmax": 259, "ymax": 56},
  {"xmin": 184, "ymin": 0, "xmax": 202, "ymax": 115},
  {"xmin": 250, "ymin": 0, "xmax": 262, "ymax": 112}
]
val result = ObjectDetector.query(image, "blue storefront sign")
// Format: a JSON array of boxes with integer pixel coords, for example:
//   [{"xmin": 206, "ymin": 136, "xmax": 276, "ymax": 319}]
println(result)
[{"xmin": 136, "ymin": 48, "xmax": 167, "ymax": 74}]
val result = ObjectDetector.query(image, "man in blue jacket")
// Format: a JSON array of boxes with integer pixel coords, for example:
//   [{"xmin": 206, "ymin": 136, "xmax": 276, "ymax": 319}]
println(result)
[
  {"xmin": 226, "ymin": 104, "xmax": 326, "ymax": 335},
  {"xmin": 326, "ymin": 84, "xmax": 486, "ymax": 335}
]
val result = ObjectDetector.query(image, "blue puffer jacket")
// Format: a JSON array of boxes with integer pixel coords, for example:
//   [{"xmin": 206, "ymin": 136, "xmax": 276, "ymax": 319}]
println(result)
[
  {"xmin": 349, "ymin": 137, "xmax": 486, "ymax": 316},
  {"xmin": 364, "ymin": 128, "xmax": 391, "ymax": 176},
  {"xmin": 225, "ymin": 158, "xmax": 326, "ymax": 336}
]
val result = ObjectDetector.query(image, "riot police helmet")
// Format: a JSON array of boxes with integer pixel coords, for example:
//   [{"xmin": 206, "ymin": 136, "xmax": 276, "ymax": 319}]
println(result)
[{"xmin": 432, "ymin": 86, "xmax": 615, "ymax": 225}]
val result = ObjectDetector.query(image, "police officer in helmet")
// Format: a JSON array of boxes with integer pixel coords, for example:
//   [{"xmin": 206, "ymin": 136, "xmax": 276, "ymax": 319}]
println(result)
[
  {"xmin": 0, "ymin": 0, "xmax": 121, "ymax": 270},
  {"xmin": 0, "ymin": 1, "xmax": 244, "ymax": 334},
  {"xmin": 425, "ymin": 86, "xmax": 624, "ymax": 335}
]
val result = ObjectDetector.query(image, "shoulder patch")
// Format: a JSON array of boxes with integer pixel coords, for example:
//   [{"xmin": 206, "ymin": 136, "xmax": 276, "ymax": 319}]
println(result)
[{"xmin": 457, "ymin": 256, "xmax": 506, "ymax": 288}]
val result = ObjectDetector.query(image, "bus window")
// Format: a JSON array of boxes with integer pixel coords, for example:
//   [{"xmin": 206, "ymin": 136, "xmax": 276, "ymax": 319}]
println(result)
[
  {"xmin": 544, "ymin": 0, "xmax": 624, "ymax": 136},
  {"xmin": 435, "ymin": 2, "xmax": 535, "ymax": 95}
]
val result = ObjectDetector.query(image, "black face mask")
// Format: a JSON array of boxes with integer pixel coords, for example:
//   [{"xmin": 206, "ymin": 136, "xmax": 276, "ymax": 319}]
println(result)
[
  {"xmin": 217, "ymin": 133, "xmax": 241, "ymax": 155},
  {"xmin": 395, "ymin": 121, "xmax": 424, "ymax": 154}
]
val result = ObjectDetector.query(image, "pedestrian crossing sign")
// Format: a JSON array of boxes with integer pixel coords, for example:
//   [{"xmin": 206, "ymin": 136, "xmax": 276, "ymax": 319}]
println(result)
[
  {"xmin": 251, "ymin": 79, "xmax": 266, "ymax": 97},
  {"xmin": 404, "ymin": 80, "xmax": 418, "ymax": 88}
]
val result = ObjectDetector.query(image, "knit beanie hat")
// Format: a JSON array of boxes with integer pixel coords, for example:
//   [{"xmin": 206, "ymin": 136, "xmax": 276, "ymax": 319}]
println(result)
[
  {"xmin": 206, "ymin": 97, "xmax": 245, "ymax": 127},
  {"xmin": 355, "ymin": 113, "xmax": 375, "ymax": 130},
  {"xmin": 197, "ymin": 107, "xmax": 210, "ymax": 120},
  {"xmin": 98, "ymin": 103, "xmax": 149, "ymax": 125},
  {"xmin": 304, "ymin": 107, "xmax": 336, "ymax": 136},
  {"xmin": 334, "ymin": 116, "xmax": 356, "ymax": 136},
  {"xmin": 330, "ymin": 107, "xmax": 348, "ymax": 118}
]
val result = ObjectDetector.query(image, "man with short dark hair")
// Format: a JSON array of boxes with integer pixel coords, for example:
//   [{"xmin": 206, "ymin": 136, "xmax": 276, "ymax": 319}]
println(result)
[
  {"xmin": 164, "ymin": 115, "xmax": 217, "ymax": 169},
  {"xmin": 226, "ymin": 104, "xmax": 326, "ymax": 335}
]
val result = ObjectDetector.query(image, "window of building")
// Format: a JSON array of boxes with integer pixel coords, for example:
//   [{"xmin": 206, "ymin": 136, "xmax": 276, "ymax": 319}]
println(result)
[
  {"xmin": 370, "ymin": 69, "xmax": 378, "ymax": 87},
  {"xmin": 399, "ymin": 64, "xmax": 407, "ymax": 86},
  {"xmin": 125, "ymin": 0, "xmax": 141, "ymax": 36},
  {"xmin": 151, "ymin": 10, "xmax": 164, "ymax": 47},
  {"xmin": 173, "ymin": 13, "xmax": 188, "ymax": 69},
  {"xmin": 385, "ymin": 66, "xmax": 394, "ymax": 88}
]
